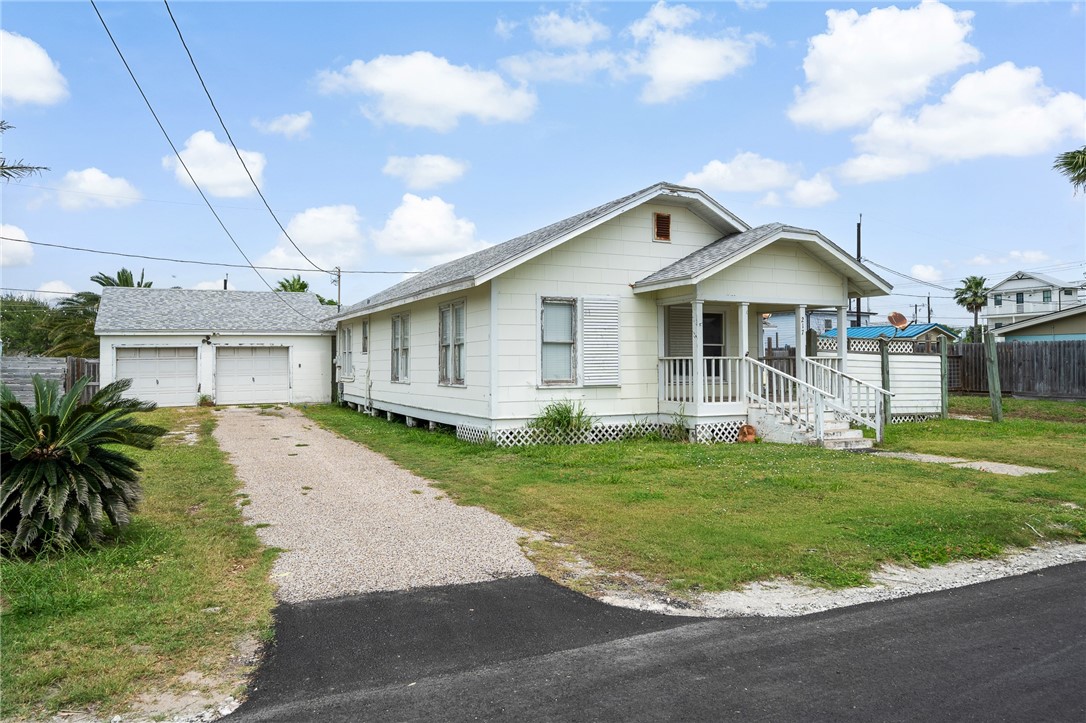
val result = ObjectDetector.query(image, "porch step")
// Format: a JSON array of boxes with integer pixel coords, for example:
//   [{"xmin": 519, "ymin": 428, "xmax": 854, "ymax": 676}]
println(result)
[{"xmin": 821, "ymin": 427, "xmax": 873, "ymax": 451}]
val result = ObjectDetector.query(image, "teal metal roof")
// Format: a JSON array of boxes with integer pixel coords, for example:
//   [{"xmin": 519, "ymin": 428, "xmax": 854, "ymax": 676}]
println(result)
[{"xmin": 822, "ymin": 323, "xmax": 958, "ymax": 340}]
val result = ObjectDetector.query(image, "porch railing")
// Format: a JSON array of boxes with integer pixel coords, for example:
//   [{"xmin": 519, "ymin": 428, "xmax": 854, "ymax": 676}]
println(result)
[
  {"xmin": 659, "ymin": 356, "xmax": 743, "ymax": 404},
  {"xmin": 802, "ymin": 357, "xmax": 892, "ymax": 442},
  {"xmin": 745, "ymin": 358, "xmax": 826, "ymax": 440}
]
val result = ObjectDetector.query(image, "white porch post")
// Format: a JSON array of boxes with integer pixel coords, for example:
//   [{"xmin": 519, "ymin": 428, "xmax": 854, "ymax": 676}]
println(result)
[
  {"xmin": 836, "ymin": 304, "xmax": 849, "ymax": 375},
  {"xmin": 692, "ymin": 299, "xmax": 704, "ymax": 409},
  {"xmin": 794, "ymin": 304, "xmax": 807, "ymax": 382},
  {"xmin": 738, "ymin": 302, "xmax": 750, "ymax": 400}
]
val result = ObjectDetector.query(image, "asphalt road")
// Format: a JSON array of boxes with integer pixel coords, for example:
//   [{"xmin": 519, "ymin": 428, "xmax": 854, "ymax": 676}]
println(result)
[{"xmin": 231, "ymin": 562, "xmax": 1086, "ymax": 722}]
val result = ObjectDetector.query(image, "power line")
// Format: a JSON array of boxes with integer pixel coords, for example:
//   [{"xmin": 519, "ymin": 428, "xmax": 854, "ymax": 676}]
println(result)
[
  {"xmin": 162, "ymin": 0, "xmax": 326, "ymax": 275},
  {"xmin": 863, "ymin": 258, "xmax": 955, "ymax": 291},
  {"xmin": 0, "ymin": 236, "xmax": 417, "ymax": 275},
  {"xmin": 1, "ymin": 287, "xmax": 76, "ymax": 297},
  {"xmin": 90, "ymin": 1, "xmax": 316, "ymax": 322}
]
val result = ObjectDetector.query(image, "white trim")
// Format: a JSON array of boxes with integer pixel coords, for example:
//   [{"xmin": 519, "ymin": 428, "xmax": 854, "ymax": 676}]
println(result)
[{"xmin": 489, "ymin": 281, "xmax": 499, "ymax": 420}]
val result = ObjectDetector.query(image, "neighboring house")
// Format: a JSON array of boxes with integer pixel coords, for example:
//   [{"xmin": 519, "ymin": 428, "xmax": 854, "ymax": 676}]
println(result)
[
  {"xmin": 821, "ymin": 323, "xmax": 959, "ymax": 352},
  {"xmin": 984, "ymin": 271, "xmax": 1085, "ymax": 330},
  {"xmin": 762, "ymin": 306, "xmax": 875, "ymax": 351},
  {"xmin": 990, "ymin": 305, "xmax": 1086, "ymax": 342},
  {"xmin": 331, "ymin": 182, "xmax": 895, "ymax": 445},
  {"xmin": 96, "ymin": 288, "xmax": 335, "ymax": 407}
]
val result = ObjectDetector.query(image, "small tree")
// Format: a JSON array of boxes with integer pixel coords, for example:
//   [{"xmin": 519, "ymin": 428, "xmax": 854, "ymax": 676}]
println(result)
[
  {"xmin": 953, "ymin": 275, "xmax": 989, "ymax": 342},
  {"xmin": 276, "ymin": 274, "xmax": 310, "ymax": 292},
  {"xmin": 1, "ymin": 376, "xmax": 166, "ymax": 555},
  {"xmin": 0, "ymin": 294, "xmax": 58, "ymax": 355}
]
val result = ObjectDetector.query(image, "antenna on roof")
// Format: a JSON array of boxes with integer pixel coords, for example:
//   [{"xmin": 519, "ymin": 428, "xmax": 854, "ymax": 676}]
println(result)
[{"xmin": 223, "ymin": 274, "xmax": 228, "ymax": 291}]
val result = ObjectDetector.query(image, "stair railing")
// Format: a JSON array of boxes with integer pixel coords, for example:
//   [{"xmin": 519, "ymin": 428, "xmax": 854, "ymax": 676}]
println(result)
[
  {"xmin": 802, "ymin": 358, "xmax": 892, "ymax": 442},
  {"xmin": 745, "ymin": 357, "xmax": 830, "ymax": 441}
]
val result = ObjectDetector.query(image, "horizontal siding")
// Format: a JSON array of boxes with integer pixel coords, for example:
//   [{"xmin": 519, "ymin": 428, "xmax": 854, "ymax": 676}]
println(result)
[
  {"xmin": 698, "ymin": 241, "xmax": 845, "ymax": 306},
  {"xmin": 844, "ymin": 354, "xmax": 941, "ymax": 414}
]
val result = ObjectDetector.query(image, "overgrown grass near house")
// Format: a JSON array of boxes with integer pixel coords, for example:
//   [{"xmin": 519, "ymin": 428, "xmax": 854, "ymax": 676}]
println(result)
[
  {"xmin": 0, "ymin": 408, "xmax": 277, "ymax": 719},
  {"xmin": 302, "ymin": 404, "xmax": 1085, "ymax": 595},
  {"xmin": 948, "ymin": 394, "xmax": 1086, "ymax": 424}
]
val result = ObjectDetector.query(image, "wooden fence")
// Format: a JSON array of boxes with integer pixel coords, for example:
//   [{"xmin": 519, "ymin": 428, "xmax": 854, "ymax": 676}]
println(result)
[
  {"xmin": 1, "ymin": 356, "xmax": 101, "ymax": 405},
  {"xmin": 948, "ymin": 340, "xmax": 1086, "ymax": 400}
]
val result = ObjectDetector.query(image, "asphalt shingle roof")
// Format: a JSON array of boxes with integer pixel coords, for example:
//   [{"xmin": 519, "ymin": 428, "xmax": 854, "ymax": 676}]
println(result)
[
  {"xmin": 95, "ymin": 288, "xmax": 336, "ymax": 333},
  {"xmin": 634, "ymin": 223, "xmax": 790, "ymax": 287},
  {"xmin": 335, "ymin": 182, "xmax": 704, "ymax": 317}
]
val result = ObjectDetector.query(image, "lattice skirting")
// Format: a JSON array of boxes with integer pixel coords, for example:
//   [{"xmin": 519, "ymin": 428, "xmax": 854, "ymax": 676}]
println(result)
[
  {"xmin": 890, "ymin": 413, "xmax": 940, "ymax": 424},
  {"xmin": 453, "ymin": 420, "xmax": 745, "ymax": 447}
]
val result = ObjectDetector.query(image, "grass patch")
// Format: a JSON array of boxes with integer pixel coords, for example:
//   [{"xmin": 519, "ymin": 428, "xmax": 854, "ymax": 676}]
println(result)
[
  {"xmin": 1, "ymin": 408, "xmax": 277, "ymax": 719},
  {"xmin": 949, "ymin": 394, "xmax": 1086, "ymax": 423},
  {"xmin": 301, "ymin": 405, "xmax": 1084, "ymax": 593}
]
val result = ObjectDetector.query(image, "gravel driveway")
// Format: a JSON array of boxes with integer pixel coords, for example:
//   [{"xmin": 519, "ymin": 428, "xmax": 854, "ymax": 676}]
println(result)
[{"xmin": 213, "ymin": 407, "xmax": 535, "ymax": 602}]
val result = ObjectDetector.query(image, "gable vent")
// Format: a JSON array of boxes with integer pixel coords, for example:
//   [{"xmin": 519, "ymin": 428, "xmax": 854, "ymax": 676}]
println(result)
[{"xmin": 654, "ymin": 212, "xmax": 671, "ymax": 242}]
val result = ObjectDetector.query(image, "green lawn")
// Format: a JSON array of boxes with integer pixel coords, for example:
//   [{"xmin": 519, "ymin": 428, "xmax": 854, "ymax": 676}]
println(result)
[
  {"xmin": 0, "ymin": 408, "xmax": 277, "ymax": 720},
  {"xmin": 302, "ymin": 403, "xmax": 1085, "ymax": 595}
]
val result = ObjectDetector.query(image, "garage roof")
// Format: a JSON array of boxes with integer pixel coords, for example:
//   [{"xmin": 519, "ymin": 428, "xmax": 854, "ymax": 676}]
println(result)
[{"xmin": 95, "ymin": 288, "xmax": 336, "ymax": 333}]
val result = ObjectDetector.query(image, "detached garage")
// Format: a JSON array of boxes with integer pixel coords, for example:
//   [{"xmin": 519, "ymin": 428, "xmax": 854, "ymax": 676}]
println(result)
[{"xmin": 96, "ymin": 288, "xmax": 335, "ymax": 407}]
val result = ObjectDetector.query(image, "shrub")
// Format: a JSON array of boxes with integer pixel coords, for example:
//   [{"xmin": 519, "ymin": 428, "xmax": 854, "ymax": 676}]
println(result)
[
  {"xmin": 1, "ymin": 376, "xmax": 167, "ymax": 556},
  {"xmin": 528, "ymin": 400, "xmax": 596, "ymax": 442}
]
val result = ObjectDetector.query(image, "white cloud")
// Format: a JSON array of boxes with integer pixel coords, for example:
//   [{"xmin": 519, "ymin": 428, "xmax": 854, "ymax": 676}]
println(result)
[
  {"xmin": 193, "ymin": 279, "xmax": 237, "ymax": 290},
  {"xmin": 495, "ymin": 18, "xmax": 518, "ymax": 40},
  {"xmin": 382, "ymin": 155, "xmax": 468, "ymax": 190},
  {"xmin": 971, "ymin": 250, "xmax": 1052, "ymax": 267},
  {"xmin": 681, "ymin": 153, "xmax": 799, "ymax": 192},
  {"xmin": 261, "ymin": 205, "xmax": 365, "ymax": 271},
  {"xmin": 787, "ymin": 173, "xmax": 839, "ymax": 207},
  {"xmin": 500, "ymin": 50, "xmax": 617, "ymax": 83},
  {"xmin": 626, "ymin": 3, "xmax": 759, "ymax": 104},
  {"xmin": 735, "ymin": 1, "xmax": 768, "ymax": 10},
  {"xmin": 371, "ymin": 194, "xmax": 482, "ymax": 259},
  {"xmin": 316, "ymin": 51, "xmax": 537, "ymax": 132},
  {"xmin": 968, "ymin": 254, "xmax": 995, "ymax": 266},
  {"xmin": 841, "ymin": 63, "xmax": 1086, "ymax": 183},
  {"xmin": 789, "ymin": 2, "xmax": 980, "ymax": 131},
  {"xmin": 252, "ymin": 111, "xmax": 313, "ymax": 139},
  {"xmin": 163, "ymin": 130, "xmax": 266, "ymax": 198},
  {"xmin": 1008, "ymin": 249, "xmax": 1051, "ymax": 264},
  {"xmin": 1, "ymin": 224, "xmax": 33, "ymax": 267},
  {"xmin": 910, "ymin": 264, "xmax": 943, "ymax": 283},
  {"xmin": 758, "ymin": 191, "xmax": 782, "ymax": 207},
  {"xmin": 36, "ymin": 280, "xmax": 76, "ymax": 303},
  {"xmin": 0, "ymin": 30, "xmax": 68, "ymax": 105},
  {"xmin": 55, "ymin": 168, "xmax": 141, "ymax": 210},
  {"xmin": 531, "ymin": 10, "xmax": 610, "ymax": 48}
]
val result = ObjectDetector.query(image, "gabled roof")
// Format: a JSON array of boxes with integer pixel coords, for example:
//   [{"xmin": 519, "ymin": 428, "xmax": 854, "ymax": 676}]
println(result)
[
  {"xmin": 822, "ymin": 323, "xmax": 958, "ymax": 340},
  {"xmin": 991, "ymin": 304, "xmax": 1086, "ymax": 335},
  {"xmin": 988, "ymin": 270, "xmax": 1084, "ymax": 292},
  {"xmin": 632, "ymin": 223, "xmax": 892, "ymax": 296},
  {"xmin": 95, "ymin": 288, "xmax": 336, "ymax": 334},
  {"xmin": 332, "ymin": 182, "xmax": 749, "ymax": 319}
]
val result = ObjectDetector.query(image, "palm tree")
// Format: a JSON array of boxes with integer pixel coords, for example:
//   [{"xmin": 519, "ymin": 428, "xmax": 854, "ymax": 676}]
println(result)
[
  {"xmin": 953, "ymin": 275, "xmax": 989, "ymax": 341},
  {"xmin": 1, "ymin": 376, "xmax": 166, "ymax": 554},
  {"xmin": 0, "ymin": 121, "xmax": 48, "ymax": 181},
  {"xmin": 276, "ymin": 274, "xmax": 310, "ymax": 293},
  {"xmin": 1054, "ymin": 146, "xmax": 1086, "ymax": 195},
  {"xmin": 90, "ymin": 267, "xmax": 152, "ymax": 288}
]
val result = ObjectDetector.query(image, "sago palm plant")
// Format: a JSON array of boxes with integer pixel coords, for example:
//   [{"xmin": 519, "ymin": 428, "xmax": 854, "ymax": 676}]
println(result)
[{"xmin": 1, "ymin": 375, "xmax": 166, "ymax": 555}]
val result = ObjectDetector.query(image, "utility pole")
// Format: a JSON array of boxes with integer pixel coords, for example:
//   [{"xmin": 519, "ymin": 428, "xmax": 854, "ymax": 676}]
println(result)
[
  {"xmin": 332, "ymin": 266, "xmax": 342, "ymax": 310},
  {"xmin": 927, "ymin": 294, "xmax": 932, "ymax": 324},
  {"xmin": 855, "ymin": 214, "xmax": 862, "ymax": 328}
]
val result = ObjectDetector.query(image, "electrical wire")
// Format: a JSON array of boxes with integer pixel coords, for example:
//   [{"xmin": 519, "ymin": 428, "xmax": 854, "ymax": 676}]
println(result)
[
  {"xmin": 862, "ymin": 258, "xmax": 955, "ymax": 291},
  {"xmin": 90, "ymin": 0, "xmax": 317, "ymax": 321},
  {"xmin": 0, "ymin": 236, "xmax": 417, "ymax": 275},
  {"xmin": 162, "ymin": 0, "xmax": 327, "ymax": 274}
]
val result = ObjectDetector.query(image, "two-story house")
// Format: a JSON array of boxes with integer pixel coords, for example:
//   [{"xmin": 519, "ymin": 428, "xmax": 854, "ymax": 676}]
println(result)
[{"xmin": 984, "ymin": 271, "xmax": 1086, "ymax": 330}]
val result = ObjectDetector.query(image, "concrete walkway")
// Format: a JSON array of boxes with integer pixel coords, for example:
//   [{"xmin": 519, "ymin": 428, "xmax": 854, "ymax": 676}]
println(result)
[{"xmin": 865, "ymin": 450, "xmax": 1054, "ymax": 476}]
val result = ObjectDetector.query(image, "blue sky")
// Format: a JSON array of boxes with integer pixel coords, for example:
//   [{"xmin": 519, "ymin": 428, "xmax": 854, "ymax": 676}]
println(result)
[{"xmin": 2, "ymin": 1, "xmax": 1084, "ymax": 328}]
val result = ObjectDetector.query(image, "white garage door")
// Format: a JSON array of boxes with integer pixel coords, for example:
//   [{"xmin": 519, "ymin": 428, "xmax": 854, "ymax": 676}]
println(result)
[
  {"xmin": 115, "ymin": 347, "xmax": 199, "ymax": 407},
  {"xmin": 215, "ymin": 347, "xmax": 291, "ymax": 405}
]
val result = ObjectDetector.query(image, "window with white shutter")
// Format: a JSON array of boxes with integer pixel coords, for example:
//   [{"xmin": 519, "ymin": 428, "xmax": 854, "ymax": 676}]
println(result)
[
  {"xmin": 541, "ymin": 298, "xmax": 576, "ymax": 384},
  {"xmin": 582, "ymin": 296, "xmax": 620, "ymax": 386},
  {"xmin": 666, "ymin": 305, "xmax": 693, "ymax": 357}
]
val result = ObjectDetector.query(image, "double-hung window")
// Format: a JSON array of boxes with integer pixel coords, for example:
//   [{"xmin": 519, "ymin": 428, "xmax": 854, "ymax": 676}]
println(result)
[
  {"xmin": 338, "ymin": 326, "xmax": 354, "ymax": 379},
  {"xmin": 994, "ymin": 293, "xmax": 1002, "ymax": 306},
  {"xmin": 439, "ymin": 300, "xmax": 466, "ymax": 386},
  {"xmin": 1043, "ymin": 290, "xmax": 1052, "ymax": 303},
  {"xmin": 541, "ymin": 298, "xmax": 576, "ymax": 384},
  {"xmin": 391, "ymin": 314, "xmax": 409, "ymax": 382},
  {"xmin": 361, "ymin": 320, "xmax": 369, "ymax": 353}
]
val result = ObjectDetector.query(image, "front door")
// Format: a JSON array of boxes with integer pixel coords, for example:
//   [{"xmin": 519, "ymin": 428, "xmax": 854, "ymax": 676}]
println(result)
[{"xmin": 703, "ymin": 312, "xmax": 724, "ymax": 357}]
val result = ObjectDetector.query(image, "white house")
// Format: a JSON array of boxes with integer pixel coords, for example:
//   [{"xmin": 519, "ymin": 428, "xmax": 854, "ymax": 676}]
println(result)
[
  {"xmin": 331, "ymin": 182, "xmax": 900, "ymax": 446},
  {"xmin": 984, "ymin": 271, "xmax": 1085, "ymax": 330},
  {"xmin": 96, "ymin": 288, "xmax": 335, "ymax": 407}
]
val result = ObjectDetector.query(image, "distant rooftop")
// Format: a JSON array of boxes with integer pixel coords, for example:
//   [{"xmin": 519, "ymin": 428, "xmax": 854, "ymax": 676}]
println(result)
[
  {"xmin": 95, "ymin": 288, "xmax": 336, "ymax": 333},
  {"xmin": 822, "ymin": 323, "xmax": 958, "ymax": 340}
]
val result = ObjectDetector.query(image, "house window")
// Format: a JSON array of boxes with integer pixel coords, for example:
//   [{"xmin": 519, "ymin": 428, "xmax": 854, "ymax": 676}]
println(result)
[
  {"xmin": 653, "ymin": 212, "xmax": 671, "ymax": 242},
  {"xmin": 391, "ymin": 314, "xmax": 409, "ymax": 382},
  {"xmin": 338, "ymin": 326, "xmax": 354, "ymax": 379},
  {"xmin": 1015, "ymin": 292, "xmax": 1024, "ymax": 304},
  {"xmin": 361, "ymin": 320, "xmax": 369, "ymax": 353},
  {"xmin": 995, "ymin": 322, "xmax": 1004, "ymax": 329},
  {"xmin": 1043, "ymin": 290, "xmax": 1052, "ymax": 303},
  {"xmin": 824, "ymin": 319, "xmax": 833, "ymax": 331},
  {"xmin": 439, "ymin": 300, "xmax": 465, "ymax": 386},
  {"xmin": 994, "ymin": 293, "xmax": 1002, "ymax": 306},
  {"xmin": 1064, "ymin": 289, "xmax": 1074, "ymax": 296},
  {"xmin": 541, "ymin": 298, "xmax": 576, "ymax": 384}
]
